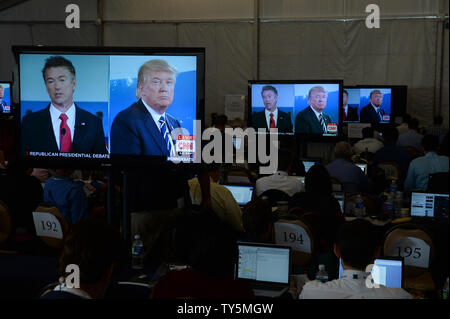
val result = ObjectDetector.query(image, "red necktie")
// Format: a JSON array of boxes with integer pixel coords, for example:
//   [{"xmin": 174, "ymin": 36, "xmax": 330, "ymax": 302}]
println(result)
[
  {"xmin": 343, "ymin": 108, "xmax": 347, "ymax": 121},
  {"xmin": 59, "ymin": 113, "xmax": 72, "ymax": 152},
  {"xmin": 269, "ymin": 113, "xmax": 276, "ymax": 132}
]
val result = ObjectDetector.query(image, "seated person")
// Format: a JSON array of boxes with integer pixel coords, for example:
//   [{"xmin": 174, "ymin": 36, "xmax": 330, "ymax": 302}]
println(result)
[
  {"xmin": 353, "ymin": 127, "xmax": 384, "ymax": 155},
  {"xmin": 397, "ymin": 118, "xmax": 424, "ymax": 153},
  {"xmin": 299, "ymin": 219, "xmax": 412, "ymax": 299},
  {"xmin": 326, "ymin": 142, "xmax": 369, "ymax": 193},
  {"xmin": 41, "ymin": 218, "xmax": 122, "ymax": 299},
  {"xmin": 396, "ymin": 113, "xmax": 411, "ymax": 136},
  {"xmin": 426, "ymin": 115, "xmax": 448, "ymax": 142},
  {"xmin": 241, "ymin": 198, "xmax": 274, "ymax": 243},
  {"xmin": 404, "ymin": 134, "xmax": 449, "ymax": 191},
  {"xmin": 255, "ymin": 149, "xmax": 305, "ymax": 197},
  {"xmin": 372, "ymin": 125, "xmax": 411, "ymax": 182},
  {"xmin": 44, "ymin": 169, "xmax": 89, "ymax": 224},
  {"xmin": 151, "ymin": 212, "xmax": 254, "ymax": 299},
  {"xmin": 188, "ymin": 164, "xmax": 243, "ymax": 232}
]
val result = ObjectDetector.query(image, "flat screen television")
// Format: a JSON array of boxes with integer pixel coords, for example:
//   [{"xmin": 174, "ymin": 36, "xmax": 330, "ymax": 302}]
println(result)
[
  {"xmin": 13, "ymin": 46, "xmax": 205, "ymax": 168},
  {"xmin": 0, "ymin": 81, "xmax": 13, "ymax": 115},
  {"xmin": 248, "ymin": 80, "xmax": 343, "ymax": 141},
  {"xmin": 343, "ymin": 85, "xmax": 407, "ymax": 125}
]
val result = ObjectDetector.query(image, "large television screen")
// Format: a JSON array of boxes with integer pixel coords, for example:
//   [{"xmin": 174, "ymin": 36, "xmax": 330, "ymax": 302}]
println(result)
[
  {"xmin": 343, "ymin": 85, "xmax": 407, "ymax": 125},
  {"xmin": 14, "ymin": 46, "xmax": 205, "ymax": 168},
  {"xmin": 0, "ymin": 81, "xmax": 12, "ymax": 115},
  {"xmin": 248, "ymin": 80, "xmax": 343, "ymax": 140}
]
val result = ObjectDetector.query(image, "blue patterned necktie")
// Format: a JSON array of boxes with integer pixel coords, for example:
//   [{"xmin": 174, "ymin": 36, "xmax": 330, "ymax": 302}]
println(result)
[
  {"xmin": 319, "ymin": 114, "xmax": 327, "ymax": 133},
  {"xmin": 159, "ymin": 115, "xmax": 172, "ymax": 155},
  {"xmin": 377, "ymin": 109, "xmax": 383, "ymax": 121}
]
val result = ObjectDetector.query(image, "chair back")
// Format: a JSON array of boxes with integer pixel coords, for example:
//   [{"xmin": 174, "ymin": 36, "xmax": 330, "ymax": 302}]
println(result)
[
  {"xmin": 377, "ymin": 161, "xmax": 402, "ymax": 180},
  {"xmin": 345, "ymin": 193, "xmax": 378, "ymax": 217},
  {"xmin": 274, "ymin": 219, "xmax": 314, "ymax": 266},
  {"xmin": 33, "ymin": 205, "xmax": 69, "ymax": 249},
  {"xmin": 0, "ymin": 200, "xmax": 12, "ymax": 243},
  {"xmin": 259, "ymin": 189, "xmax": 291, "ymax": 207}
]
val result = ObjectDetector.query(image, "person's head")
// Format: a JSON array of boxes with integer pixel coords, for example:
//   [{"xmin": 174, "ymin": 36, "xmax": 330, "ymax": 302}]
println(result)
[
  {"xmin": 308, "ymin": 86, "xmax": 328, "ymax": 113},
  {"xmin": 277, "ymin": 149, "xmax": 293, "ymax": 173},
  {"xmin": 382, "ymin": 124, "xmax": 399, "ymax": 144},
  {"xmin": 362, "ymin": 126, "xmax": 374, "ymax": 139},
  {"xmin": 136, "ymin": 59, "xmax": 178, "ymax": 114},
  {"xmin": 0, "ymin": 85, "xmax": 4, "ymax": 99},
  {"xmin": 305, "ymin": 164, "xmax": 332, "ymax": 194},
  {"xmin": 334, "ymin": 141, "xmax": 353, "ymax": 161},
  {"xmin": 421, "ymin": 134, "xmax": 439, "ymax": 153},
  {"xmin": 42, "ymin": 56, "xmax": 76, "ymax": 111},
  {"xmin": 408, "ymin": 118, "xmax": 419, "ymax": 131},
  {"xmin": 261, "ymin": 85, "xmax": 278, "ymax": 112},
  {"xmin": 242, "ymin": 198, "xmax": 273, "ymax": 242},
  {"xmin": 334, "ymin": 219, "xmax": 380, "ymax": 271},
  {"xmin": 58, "ymin": 218, "xmax": 122, "ymax": 298},
  {"xmin": 369, "ymin": 90, "xmax": 383, "ymax": 107},
  {"xmin": 342, "ymin": 89, "xmax": 348, "ymax": 106},
  {"xmin": 433, "ymin": 115, "xmax": 443, "ymax": 125},
  {"xmin": 214, "ymin": 114, "xmax": 228, "ymax": 131}
]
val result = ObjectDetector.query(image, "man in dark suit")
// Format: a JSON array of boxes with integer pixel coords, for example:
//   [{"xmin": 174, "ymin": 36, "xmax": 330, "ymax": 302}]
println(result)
[
  {"xmin": 111, "ymin": 59, "xmax": 182, "ymax": 156},
  {"xmin": 0, "ymin": 85, "xmax": 7, "ymax": 113},
  {"xmin": 359, "ymin": 90, "xmax": 386, "ymax": 125},
  {"xmin": 295, "ymin": 86, "xmax": 332, "ymax": 134},
  {"xmin": 251, "ymin": 85, "xmax": 293, "ymax": 133},
  {"xmin": 342, "ymin": 89, "xmax": 358, "ymax": 122},
  {"xmin": 21, "ymin": 56, "xmax": 107, "ymax": 154}
]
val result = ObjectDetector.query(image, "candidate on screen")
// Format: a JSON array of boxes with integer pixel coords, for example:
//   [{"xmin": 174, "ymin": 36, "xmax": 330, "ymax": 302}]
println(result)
[
  {"xmin": 20, "ymin": 55, "xmax": 108, "ymax": 155},
  {"xmin": 294, "ymin": 84, "xmax": 339, "ymax": 136},
  {"xmin": 359, "ymin": 88, "xmax": 392, "ymax": 125},
  {"xmin": 109, "ymin": 56, "xmax": 197, "ymax": 159},
  {"xmin": 0, "ymin": 83, "xmax": 12, "ymax": 114}
]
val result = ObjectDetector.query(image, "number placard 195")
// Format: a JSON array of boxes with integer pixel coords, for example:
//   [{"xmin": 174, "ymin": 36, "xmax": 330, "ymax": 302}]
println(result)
[{"xmin": 389, "ymin": 237, "xmax": 430, "ymax": 268}]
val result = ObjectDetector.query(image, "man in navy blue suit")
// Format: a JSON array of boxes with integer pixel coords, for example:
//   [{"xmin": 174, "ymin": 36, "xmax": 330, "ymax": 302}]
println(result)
[
  {"xmin": 111, "ymin": 59, "xmax": 182, "ymax": 157},
  {"xmin": 21, "ymin": 56, "xmax": 107, "ymax": 154}
]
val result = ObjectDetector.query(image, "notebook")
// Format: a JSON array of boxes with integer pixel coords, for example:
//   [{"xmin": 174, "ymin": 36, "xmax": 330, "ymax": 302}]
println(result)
[
  {"xmin": 410, "ymin": 192, "xmax": 449, "ymax": 218},
  {"xmin": 338, "ymin": 257, "xmax": 403, "ymax": 288},
  {"xmin": 223, "ymin": 184, "xmax": 254, "ymax": 206},
  {"xmin": 236, "ymin": 242, "xmax": 291, "ymax": 298},
  {"xmin": 356, "ymin": 163, "xmax": 368, "ymax": 175}
]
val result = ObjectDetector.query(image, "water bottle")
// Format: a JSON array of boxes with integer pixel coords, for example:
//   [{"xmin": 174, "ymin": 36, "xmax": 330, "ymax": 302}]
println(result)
[
  {"xmin": 354, "ymin": 194, "xmax": 365, "ymax": 218},
  {"xmin": 443, "ymin": 278, "xmax": 449, "ymax": 300},
  {"xmin": 132, "ymin": 234, "xmax": 144, "ymax": 270},
  {"xmin": 394, "ymin": 191, "xmax": 403, "ymax": 218},
  {"xmin": 315, "ymin": 264, "xmax": 328, "ymax": 283},
  {"xmin": 389, "ymin": 179, "xmax": 398, "ymax": 194},
  {"xmin": 384, "ymin": 193, "xmax": 394, "ymax": 217}
]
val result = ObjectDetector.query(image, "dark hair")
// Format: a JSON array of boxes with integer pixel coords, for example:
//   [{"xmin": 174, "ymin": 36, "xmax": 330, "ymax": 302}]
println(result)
[
  {"xmin": 343, "ymin": 90, "xmax": 348, "ymax": 96},
  {"xmin": 278, "ymin": 149, "xmax": 293, "ymax": 172},
  {"xmin": 42, "ymin": 56, "xmax": 76, "ymax": 81},
  {"xmin": 58, "ymin": 218, "xmax": 122, "ymax": 284},
  {"xmin": 382, "ymin": 125, "xmax": 399, "ymax": 143},
  {"xmin": 337, "ymin": 219, "xmax": 378, "ymax": 270},
  {"xmin": 421, "ymin": 134, "xmax": 439, "ymax": 152},
  {"xmin": 362, "ymin": 126, "xmax": 374, "ymax": 139},
  {"xmin": 408, "ymin": 118, "xmax": 419, "ymax": 130},
  {"xmin": 305, "ymin": 164, "xmax": 332, "ymax": 194},
  {"xmin": 242, "ymin": 198, "xmax": 272, "ymax": 240},
  {"xmin": 261, "ymin": 85, "xmax": 278, "ymax": 96}
]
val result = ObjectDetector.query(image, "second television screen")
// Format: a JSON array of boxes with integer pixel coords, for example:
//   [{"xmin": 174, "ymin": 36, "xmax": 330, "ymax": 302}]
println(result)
[
  {"xmin": 249, "ymin": 81, "xmax": 341, "ymax": 137},
  {"xmin": 19, "ymin": 49, "xmax": 202, "ymax": 165}
]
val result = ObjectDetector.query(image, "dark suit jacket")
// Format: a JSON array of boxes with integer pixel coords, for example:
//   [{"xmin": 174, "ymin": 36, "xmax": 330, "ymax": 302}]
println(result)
[
  {"xmin": 252, "ymin": 109, "xmax": 293, "ymax": 133},
  {"xmin": 0, "ymin": 100, "xmax": 6, "ymax": 113},
  {"xmin": 360, "ymin": 104, "xmax": 385, "ymax": 124},
  {"xmin": 345, "ymin": 106, "xmax": 359, "ymax": 122},
  {"xmin": 110, "ymin": 99, "xmax": 181, "ymax": 156},
  {"xmin": 21, "ymin": 104, "xmax": 107, "ymax": 154},
  {"xmin": 295, "ymin": 106, "xmax": 332, "ymax": 134}
]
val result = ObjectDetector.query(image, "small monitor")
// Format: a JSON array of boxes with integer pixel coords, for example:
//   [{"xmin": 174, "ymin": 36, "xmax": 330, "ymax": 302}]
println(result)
[
  {"xmin": 356, "ymin": 163, "xmax": 367, "ymax": 175},
  {"xmin": 0, "ymin": 81, "xmax": 12, "ymax": 115},
  {"xmin": 223, "ymin": 184, "xmax": 254, "ymax": 206},
  {"xmin": 410, "ymin": 192, "xmax": 449, "ymax": 218}
]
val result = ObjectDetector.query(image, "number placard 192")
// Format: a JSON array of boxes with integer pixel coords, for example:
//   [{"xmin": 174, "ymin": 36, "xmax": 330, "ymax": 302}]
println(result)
[{"xmin": 32, "ymin": 212, "xmax": 63, "ymax": 239}]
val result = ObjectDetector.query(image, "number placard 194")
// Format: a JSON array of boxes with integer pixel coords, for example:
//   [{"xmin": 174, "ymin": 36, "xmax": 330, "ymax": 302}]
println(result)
[{"xmin": 274, "ymin": 222, "xmax": 311, "ymax": 253}]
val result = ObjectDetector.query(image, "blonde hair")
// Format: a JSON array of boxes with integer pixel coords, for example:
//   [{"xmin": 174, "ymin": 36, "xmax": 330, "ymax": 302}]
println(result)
[
  {"xmin": 136, "ymin": 59, "xmax": 178, "ymax": 99},
  {"xmin": 308, "ymin": 86, "xmax": 327, "ymax": 98}
]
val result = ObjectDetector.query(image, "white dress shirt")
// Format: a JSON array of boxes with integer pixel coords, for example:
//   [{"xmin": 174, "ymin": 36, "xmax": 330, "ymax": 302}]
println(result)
[
  {"xmin": 256, "ymin": 171, "xmax": 305, "ymax": 197},
  {"xmin": 142, "ymin": 99, "xmax": 176, "ymax": 156},
  {"xmin": 371, "ymin": 103, "xmax": 383, "ymax": 120},
  {"xmin": 49, "ymin": 103, "xmax": 75, "ymax": 150},
  {"xmin": 299, "ymin": 270, "xmax": 412, "ymax": 299},
  {"xmin": 265, "ymin": 108, "xmax": 278, "ymax": 129}
]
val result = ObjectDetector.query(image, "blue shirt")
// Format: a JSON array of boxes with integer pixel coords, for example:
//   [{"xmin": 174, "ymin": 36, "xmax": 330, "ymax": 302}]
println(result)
[
  {"xmin": 326, "ymin": 158, "xmax": 369, "ymax": 193},
  {"xmin": 397, "ymin": 129, "xmax": 424, "ymax": 151},
  {"xmin": 404, "ymin": 152, "xmax": 449, "ymax": 191},
  {"xmin": 43, "ymin": 176, "xmax": 88, "ymax": 224}
]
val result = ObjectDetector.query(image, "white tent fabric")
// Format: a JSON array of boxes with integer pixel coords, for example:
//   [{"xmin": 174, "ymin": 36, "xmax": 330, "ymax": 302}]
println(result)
[{"xmin": 1, "ymin": 0, "xmax": 448, "ymax": 130}]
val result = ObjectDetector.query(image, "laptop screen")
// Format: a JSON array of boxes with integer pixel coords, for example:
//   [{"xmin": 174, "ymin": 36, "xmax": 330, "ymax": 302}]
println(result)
[
  {"xmin": 223, "ymin": 185, "xmax": 254, "ymax": 206},
  {"xmin": 332, "ymin": 192, "xmax": 345, "ymax": 213},
  {"xmin": 410, "ymin": 192, "xmax": 449, "ymax": 218},
  {"xmin": 356, "ymin": 163, "xmax": 367, "ymax": 175},
  {"xmin": 237, "ymin": 243, "xmax": 290, "ymax": 284},
  {"xmin": 294, "ymin": 176, "xmax": 305, "ymax": 184},
  {"xmin": 302, "ymin": 160, "xmax": 319, "ymax": 173},
  {"xmin": 338, "ymin": 258, "xmax": 403, "ymax": 288}
]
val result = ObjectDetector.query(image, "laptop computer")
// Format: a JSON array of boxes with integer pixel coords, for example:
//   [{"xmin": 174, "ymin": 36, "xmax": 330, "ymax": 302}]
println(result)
[
  {"xmin": 356, "ymin": 163, "xmax": 368, "ymax": 175},
  {"xmin": 236, "ymin": 242, "xmax": 291, "ymax": 298},
  {"xmin": 410, "ymin": 191, "xmax": 449, "ymax": 218},
  {"xmin": 338, "ymin": 257, "xmax": 404, "ymax": 288},
  {"xmin": 223, "ymin": 184, "xmax": 254, "ymax": 206},
  {"xmin": 300, "ymin": 158, "xmax": 321, "ymax": 174},
  {"xmin": 332, "ymin": 192, "xmax": 346, "ymax": 214},
  {"xmin": 294, "ymin": 176, "xmax": 305, "ymax": 184}
]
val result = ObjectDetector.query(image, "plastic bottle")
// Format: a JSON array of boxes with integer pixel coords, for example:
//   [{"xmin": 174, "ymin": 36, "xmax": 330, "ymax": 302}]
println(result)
[
  {"xmin": 384, "ymin": 193, "xmax": 394, "ymax": 217},
  {"xmin": 389, "ymin": 179, "xmax": 398, "ymax": 194},
  {"xmin": 315, "ymin": 264, "xmax": 328, "ymax": 283},
  {"xmin": 354, "ymin": 194, "xmax": 365, "ymax": 218},
  {"xmin": 132, "ymin": 234, "xmax": 144, "ymax": 270},
  {"xmin": 394, "ymin": 191, "xmax": 403, "ymax": 218},
  {"xmin": 443, "ymin": 278, "xmax": 449, "ymax": 300}
]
